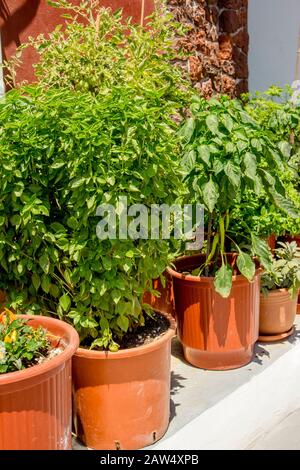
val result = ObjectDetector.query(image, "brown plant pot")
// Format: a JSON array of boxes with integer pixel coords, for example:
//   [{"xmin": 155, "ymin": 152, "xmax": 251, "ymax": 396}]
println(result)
[
  {"xmin": 267, "ymin": 234, "xmax": 277, "ymax": 250},
  {"xmin": 72, "ymin": 317, "xmax": 175, "ymax": 450},
  {"xmin": 0, "ymin": 315, "xmax": 79, "ymax": 450},
  {"xmin": 259, "ymin": 289, "xmax": 298, "ymax": 337},
  {"xmin": 167, "ymin": 254, "xmax": 260, "ymax": 371},
  {"xmin": 143, "ymin": 273, "xmax": 175, "ymax": 318}
]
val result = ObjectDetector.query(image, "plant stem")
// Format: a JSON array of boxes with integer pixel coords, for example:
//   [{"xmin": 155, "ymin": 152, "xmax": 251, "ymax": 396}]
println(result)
[
  {"xmin": 205, "ymin": 212, "xmax": 213, "ymax": 276},
  {"xmin": 140, "ymin": 0, "xmax": 145, "ymax": 27}
]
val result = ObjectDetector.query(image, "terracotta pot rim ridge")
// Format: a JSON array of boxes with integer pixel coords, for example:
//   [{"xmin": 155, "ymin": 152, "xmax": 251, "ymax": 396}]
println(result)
[
  {"xmin": 75, "ymin": 313, "xmax": 175, "ymax": 360},
  {"xmin": 167, "ymin": 253, "xmax": 261, "ymax": 284}
]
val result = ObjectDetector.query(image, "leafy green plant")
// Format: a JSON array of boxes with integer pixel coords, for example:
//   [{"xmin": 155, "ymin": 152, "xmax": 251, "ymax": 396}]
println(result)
[
  {"xmin": 232, "ymin": 86, "xmax": 300, "ymax": 238},
  {"xmin": 0, "ymin": 310, "xmax": 50, "ymax": 373},
  {"xmin": 180, "ymin": 94, "xmax": 299, "ymax": 297},
  {"xmin": 6, "ymin": 0, "xmax": 187, "ymax": 101},
  {"xmin": 261, "ymin": 241, "xmax": 300, "ymax": 298},
  {"xmin": 0, "ymin": 81, "xmax": 185, "ymax": 350},
  {"xmin": 0, "ymin": 1, "xmax": 191, "ymax": 351}
]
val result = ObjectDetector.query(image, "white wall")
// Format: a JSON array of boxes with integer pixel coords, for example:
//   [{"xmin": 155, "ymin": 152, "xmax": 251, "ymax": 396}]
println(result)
[{"xmin": 249, "ymin": 0, "xmax": 300, "ymax": 92}]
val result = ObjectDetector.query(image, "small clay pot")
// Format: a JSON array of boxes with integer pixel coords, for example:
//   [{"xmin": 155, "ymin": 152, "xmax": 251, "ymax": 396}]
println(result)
[{"xmin": 259, "ymin": 289, "xmax": 298, "ymax": 336}]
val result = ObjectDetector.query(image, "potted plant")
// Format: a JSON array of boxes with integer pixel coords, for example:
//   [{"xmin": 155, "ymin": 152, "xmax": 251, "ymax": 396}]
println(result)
[
  {"xmin": 167, "ymin": 95, "xmax": 299, "ymax": 370},
  {"xmin": 0, "ymin": 2, "xmax": 189, "ymax": 450},
  {"xmin": 0, "ymin": 309, "xmax": 79, "ymax": 450},
  {"xmin": 259, "ymin": 241, "xmax": 300, "ymax": 341}
]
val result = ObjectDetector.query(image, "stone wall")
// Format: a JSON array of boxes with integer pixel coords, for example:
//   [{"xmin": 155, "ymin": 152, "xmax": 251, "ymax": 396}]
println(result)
[{"xmin": 168, "ymin": 0, "xmax": 249, "ymax": 98}]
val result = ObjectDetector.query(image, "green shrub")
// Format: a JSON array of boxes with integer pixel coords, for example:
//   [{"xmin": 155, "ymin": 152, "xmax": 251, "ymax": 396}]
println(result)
[
  {"xmin": 0, "ymin": 83, "xmax": 185, "ymax": 350},
  {"xmin": 180, "ymin": 94, "xmax": 299, "ymax": 297},
  {"xmin": 0, "ymin": 1, "xmax": 190, "ymax": 350},
  {"xmin": 232, "ymin": 86, "xmax": 300, "ymax": 238}
]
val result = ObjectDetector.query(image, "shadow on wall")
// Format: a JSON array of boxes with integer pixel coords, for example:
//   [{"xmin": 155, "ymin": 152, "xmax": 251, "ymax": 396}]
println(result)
[{"xmin": 0, "ymin": 0, "xmax": 40, "ymax": 55}]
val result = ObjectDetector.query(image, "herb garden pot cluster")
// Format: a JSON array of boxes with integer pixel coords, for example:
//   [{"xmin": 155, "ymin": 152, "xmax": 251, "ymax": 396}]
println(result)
[{"xmin": 0, "ymin": 0, "xmax": 300, "ymax": 452}]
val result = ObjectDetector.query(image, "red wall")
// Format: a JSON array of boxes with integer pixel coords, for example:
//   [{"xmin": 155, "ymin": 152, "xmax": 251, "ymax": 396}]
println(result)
[{"xmin": 0, "ymin": 0, "xmax": 154, "ymax": 84}]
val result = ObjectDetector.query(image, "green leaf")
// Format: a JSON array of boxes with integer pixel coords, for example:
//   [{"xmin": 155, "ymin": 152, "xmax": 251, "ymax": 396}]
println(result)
[
  {"xmin": 198, "ymin": 145, "xmax": 210, "ymax": 165},
  {"xmin": 181, "ymin": 150, "xmax": 196, "ymax": 171},
  {"xmin": 214, "ymin": 263, "xmax": 232, "ymax": 298},
  {"xmin": 50, "ymin": 160, "xmax": 66, "ymax": 169},
  {"xmin": 269, "ymin": 189, "xmax": 300, "ymax": 219},
  {"xmin": 59, "ymin": 294, "xmax": 71, "ymax": 312},
  {"xmin": 251, "ymin": 234, "xmax": 273, "ymax": 271},
  {"xmin": 203, "ymin": 178, "xmax": 219, "ymax": 213},
  {"xmin": 32, "ymin": 273, "xmax": 40, "ymax": 291},
  {"xmin": 111, "ymin": 289, "xmax": 121, "ymax": 304},
  {"xmin": 117, "ymin": 315, "xmax": 129, "ymax": 332},
  {"xmin": 206, "ymin": 114, "xmax": 219, "ymax": 134},
  {"xmin": 41, "ymin": 275, "xmax": 51, "ymax": 294},
  {"xmin": 179, "ymin": 117, "xmax": 195, "ymax": 143},
  {"xmin": 222, "ymin": 114, "xmax": 233, "ymax": 132},
  {"xmin": 224, "ymin": 161, "xmax": 241, "ymax": 187},
  {"xmin": 244, "ymin": 152, "xmax": 257, "ymax": 180},
  {"xmin": 278, "ymin": 141, "xmax": 291, "ymax": 158},
  {"xmin": 39, "ymin": 254, "xmax": 50, "ymax": 274},
  {"xmin": 237, "ymin": 252, "xmax": 256, "ymax": 281},
  {"xmin": 49, "ymin": 284, "xmax": 60, "ymax": 298}
]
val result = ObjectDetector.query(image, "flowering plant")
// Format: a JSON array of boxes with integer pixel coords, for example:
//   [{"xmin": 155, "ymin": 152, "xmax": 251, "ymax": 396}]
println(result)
[{"xmin": 0, "ymin": 310, "xmax": 50, "ymax": 374}]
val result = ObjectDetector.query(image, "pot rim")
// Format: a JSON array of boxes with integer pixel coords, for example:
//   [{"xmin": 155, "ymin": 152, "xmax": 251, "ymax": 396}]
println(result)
[
  {"xmin": 167, "ymin": 253, "xmax": 261, "ymax": 284},
  {"xmin": 0, "ymin": 315, "xmax": 79, "ymax": 386},
  {"xmin": 75, "ymin": 314, "xmax": 175, "ymax": 360},
  {"xmin": 260, "ymin": 288, "xmax": 297, "ymax": 299}
]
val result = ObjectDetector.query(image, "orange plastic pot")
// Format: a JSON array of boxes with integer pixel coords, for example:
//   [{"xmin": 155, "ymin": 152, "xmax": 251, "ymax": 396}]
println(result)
[
  {"xmin": 143, "ymin": 273, "xmax": 175, "ymax": 317},
  {"xmin": 0, "ymin": 315, "xmax": 79, "ymax": 450},
  {"xmin": 259, "ymin": 289, "xmax": 298, "ymax": 336},
  {"xmin": 73, "ymin": 317, "xmax": 175, "ymax": 450},
  {"xmin": 167, "ymin": 254, "xmax": 260, "ymax": 370}
]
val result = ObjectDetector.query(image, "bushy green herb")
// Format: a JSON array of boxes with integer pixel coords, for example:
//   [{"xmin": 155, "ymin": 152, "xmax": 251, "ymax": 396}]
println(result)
[
  {"xmin": 231, "ymin": 86, "xmax": 300, "ymax": 238},
  {"xmin": 7, "ymin": 0, "xmax": 187, "ymax": 102},
  {"xmin": 0, "ymin": 1, "xmax": 190, "ymax": 350},
  {"xmin": 0, "ymin": 82, "xmax": 185, "ymax": 350},
  {"xmin": 181, "ymin": 94, "xmax": 299, "ymax": 297},
  {"xmin": 0, "ymin": 310, "xmax": 50, "ymax": 374},
  {"xmin": 261, "ymin": 241, "xmax": 300, "ymax": 298}
]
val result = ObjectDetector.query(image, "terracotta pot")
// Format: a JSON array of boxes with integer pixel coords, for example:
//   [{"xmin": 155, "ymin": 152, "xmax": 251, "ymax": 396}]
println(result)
[
  {"xmin": 267, "ymin": 234, "xmax": 277, "ymax": 250},
  {"xmin": 284, "ymin": 234, "xmax": 300, "ymax": 246},
  {"xmin": 0, "ymin": 315, "xmax": 79, "ymax": 450},
  {"xmin": 143, "ymin": 273, "xmax": 175, "ymax": 317},
  {"xmin": 259, "ymin": 289, "xmax": 298, "ymax": 336},
  {"xmin": 167, "ymin": 254, "xmax": 260, "ymax": 370},
  {"xmin": 73, "ymin": 317, "xmax": 175, "ymax": 450}
]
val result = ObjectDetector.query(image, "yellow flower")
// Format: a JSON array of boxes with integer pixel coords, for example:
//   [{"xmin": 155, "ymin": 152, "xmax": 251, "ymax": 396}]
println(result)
[{"xmin": 4, "ymin": 330, "xmax": 17, "ymax": 344}]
